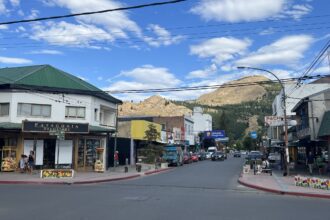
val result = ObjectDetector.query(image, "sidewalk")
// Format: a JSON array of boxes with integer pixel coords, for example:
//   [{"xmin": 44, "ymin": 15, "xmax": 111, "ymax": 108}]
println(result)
[
  {"xmin": 0, "ymin": 165, "xmax": 173, "ymax": 185},
  {"xmin": 238, "ymin": 169, "xmax": 330, "ymax": 199}
]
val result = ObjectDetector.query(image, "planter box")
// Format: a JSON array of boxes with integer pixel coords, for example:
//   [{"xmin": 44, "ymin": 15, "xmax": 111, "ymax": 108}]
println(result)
[{"xmin": 160, "ymin": 163, "xmax": 168, "ymax": 169}]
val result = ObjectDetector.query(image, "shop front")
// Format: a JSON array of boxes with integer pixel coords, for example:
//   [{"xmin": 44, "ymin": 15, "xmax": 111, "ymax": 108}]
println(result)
[{"xmin": 0, "ymin": 121, "xmax": 112, "ymax": 172}]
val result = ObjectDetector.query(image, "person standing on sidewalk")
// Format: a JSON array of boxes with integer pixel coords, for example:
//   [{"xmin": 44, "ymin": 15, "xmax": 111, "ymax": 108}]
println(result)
[
  {"xmin": 28, "ymin": 151, "xmax": 35, "ymax": 174},
  {"xmin": 114, "ymin": 151, "xmax": 119, "ymax": 167},
  {"xmin": 306, "ymin": 152, "xmax": 314, "ymax": 175}
]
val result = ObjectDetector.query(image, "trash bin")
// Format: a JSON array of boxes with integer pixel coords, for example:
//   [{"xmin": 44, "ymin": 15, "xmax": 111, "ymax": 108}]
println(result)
[
  {"xmin": 124, "ymin": 166, "xmax": 128, "ymax": 173},
  {"xmin": 136, "ymin": 163, "xmax": 142, "ymax": 172}
]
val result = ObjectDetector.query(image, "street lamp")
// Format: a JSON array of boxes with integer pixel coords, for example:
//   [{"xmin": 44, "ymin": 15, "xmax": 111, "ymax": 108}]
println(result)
[{"xmin": 237, "ymin": 66, "xmax": 289, "ymax": 176}]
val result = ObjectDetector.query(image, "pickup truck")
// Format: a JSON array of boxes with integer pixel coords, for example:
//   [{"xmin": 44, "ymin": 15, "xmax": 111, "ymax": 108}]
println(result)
[{"xmin": 162, "ymin": 146, "xmax": 183, "ymax": 166}]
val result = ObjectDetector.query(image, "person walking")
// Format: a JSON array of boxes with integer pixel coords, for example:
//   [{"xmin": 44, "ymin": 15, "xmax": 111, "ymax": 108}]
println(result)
[
  {"xmin": 28, "ymin": 151, "xmax": 35, "ymax": 174},
  {"xmin": 306, "ymin": 152, "xmax": 314, "ymax": 175}
]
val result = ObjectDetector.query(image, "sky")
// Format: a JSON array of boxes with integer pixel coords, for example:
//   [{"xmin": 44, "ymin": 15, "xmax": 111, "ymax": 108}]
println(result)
[{"xmin": 0, "ymin": 0, "xmax": 329, "ymax": 102}]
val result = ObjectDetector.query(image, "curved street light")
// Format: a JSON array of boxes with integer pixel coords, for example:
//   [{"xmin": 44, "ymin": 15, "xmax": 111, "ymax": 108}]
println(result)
[{"xmin": 237, "ymin": 66, "xmax": 289, "ymax": 176}]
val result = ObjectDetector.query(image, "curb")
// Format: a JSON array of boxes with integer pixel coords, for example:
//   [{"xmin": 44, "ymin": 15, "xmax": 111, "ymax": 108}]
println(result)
[
  {"xmin": 144, "ymin": 167, "xmax": 173, "ymax": 175},
  {"xmin": 0, "ymin": 174, "xmax": 141, "ymax": 185},
  {"xmin": 238, "ymin": 177, "xmax": 330, "ymax": 199},
  {"xmin": 0, "ymin": 168, "xmax": 173, "ymax": 185}
]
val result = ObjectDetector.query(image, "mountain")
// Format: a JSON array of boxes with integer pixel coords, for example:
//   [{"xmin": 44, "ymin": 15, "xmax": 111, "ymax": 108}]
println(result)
[
  {"xmin": 119, "ymin": 95, "xmax": 192, "ymax": 117},
  {"xmin": 197, "ymin": 75, "xmax": 270, "ymax": 106}
]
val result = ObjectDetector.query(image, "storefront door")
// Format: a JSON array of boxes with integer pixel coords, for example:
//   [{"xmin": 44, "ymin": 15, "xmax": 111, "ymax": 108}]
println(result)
[{"xmin": 43, "ymin": 139, "xmax": 56, "ymax": 169}]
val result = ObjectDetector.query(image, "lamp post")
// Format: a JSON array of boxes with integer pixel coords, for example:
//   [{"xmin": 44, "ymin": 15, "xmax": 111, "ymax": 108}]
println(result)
[{"xmin": 237, "ymin": 66, "xmax": 289, "ymax": 176}]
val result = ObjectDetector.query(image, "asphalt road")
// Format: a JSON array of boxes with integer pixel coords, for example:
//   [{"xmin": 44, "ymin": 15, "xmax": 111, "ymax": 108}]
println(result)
[{"xmin": 0, "ymin": 157, "xmax": 329, "ymax": 220}]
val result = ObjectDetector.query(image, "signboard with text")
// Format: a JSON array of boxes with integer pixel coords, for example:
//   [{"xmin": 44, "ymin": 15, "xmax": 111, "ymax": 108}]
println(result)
[
  {"xmin": 22, "ymin": 121, "xmax": 89, "ymax": 133},
  {"xmin": 204, "ymin": 130, "xmax": 226, "ymax": 139}
]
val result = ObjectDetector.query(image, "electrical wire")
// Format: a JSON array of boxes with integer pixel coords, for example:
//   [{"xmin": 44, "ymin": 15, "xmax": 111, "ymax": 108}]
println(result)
[{"xmin": 0, "ymin": 0, "xmax": 187, "ymax": 26}]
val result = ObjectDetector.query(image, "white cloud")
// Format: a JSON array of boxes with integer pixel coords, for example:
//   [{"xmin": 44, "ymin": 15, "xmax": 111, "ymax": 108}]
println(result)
[
  {"xmin": 97, "ymin": 76, "xmax": 103, "ymax": 81},
  {"xmin": 0, "ymin": 56, "xmax": 32, "ymax": 64},
  {"xmin": 283, "ymin": 4, "xmax": 312, "ymax": 20},
  {"xmin": 9, "ymin": 0, "xmax": 19, "ymax": 6},
  {"xmin": 0, "ymin": 24, "xmax": 8, "ymax": 30},
  {"xmin": 27, "ymin": 9, "xmax": 39, "ymax": 19},
  {"xmin": 190, "ymin": 37, "xmax": 251, "ymax": 64},
  {"xmin": 187, "ymin": 64, "xmax": 217, "ymax": 79},
  {"xmin": 0, "ymin": 0, "xmax": 7, "ymax": 14},
  {"xmin": 191, "ymin": 0, "xmax": 312, "ymax": 22},
  {"xmin": 31, "ymin": 21, "xmax": 114, "ymax": 47},
  {"xmin": 45, "ymin": 0, "xmax": 141, "ymax": 38},
  {"xmin": 191, "ymin": 0, "xmax": 285, "ymax": 22},
  {"xmin": 313, "ymin": 66, "xmax": 330, "ymax": 75},
  {"xmin": 144, "ymin": 24, "xmax": 184, "ymax": 47},
  {"xmin": 27, "ymin": 49, "xmax": 63, "ymax": 55},
  {"xmin": 259, "ymin": 28, "xmax": 275, "ymax": 36},
  {"xmin": 104, "ymin": 65, "xmax": 181, "ymax": 93},
  {"xmin": 236, "ymin": 35, "xmax": 314, "ymax": 67}
]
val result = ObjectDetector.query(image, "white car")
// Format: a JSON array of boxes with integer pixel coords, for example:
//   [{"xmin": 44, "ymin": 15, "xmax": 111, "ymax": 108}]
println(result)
[{"xmin": 206, "ymin": 152, "xmax": 213, "ymax": 159}]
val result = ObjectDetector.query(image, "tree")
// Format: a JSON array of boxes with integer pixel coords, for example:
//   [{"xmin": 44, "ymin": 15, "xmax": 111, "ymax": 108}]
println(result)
[
  {"xmin": 144, "ymin": 123, "xmax": 160, "ymax": 144},
  {"xmin": 243, "ymin": 136, "xmax": 256, "ymax": 151}
]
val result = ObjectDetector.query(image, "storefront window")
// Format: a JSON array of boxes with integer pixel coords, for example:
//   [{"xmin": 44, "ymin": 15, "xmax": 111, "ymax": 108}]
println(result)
[{"xmin": 78, "ymin": 138, "xmax": 101, "ymax": 169}]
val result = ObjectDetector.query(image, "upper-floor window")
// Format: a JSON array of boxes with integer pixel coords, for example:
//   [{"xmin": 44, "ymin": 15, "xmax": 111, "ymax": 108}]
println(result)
[
  {"xmin": 0, "ymin": 103, "xmax": 9, "ymax": 116},
  {"xmin": 65, "ymin": 106, "xmax": 85, "ymax": 119},
  {"xmin": 17, "ymin": 103, "xmax": 51, "ymax": 117}
]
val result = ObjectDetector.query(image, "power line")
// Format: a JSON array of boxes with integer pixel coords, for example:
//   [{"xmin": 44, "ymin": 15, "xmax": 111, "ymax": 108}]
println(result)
[
  {"xmin": 107, "ymin": 75, "xmax": 327, "ymax": 94},
  {"xmin": 0, "ymin": 0, "xmax": 187, "ymax": 26},
  {"xmin": 2, "ymin": 25, "xmax": 330, "ymax": 50}
]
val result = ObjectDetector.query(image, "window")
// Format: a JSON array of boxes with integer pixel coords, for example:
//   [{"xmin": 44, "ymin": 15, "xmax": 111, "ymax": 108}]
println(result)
[
  {"xmin": 17, "ymin": 103, "xmax": 51, "ymax": 117},
  {"xmin": 65, "ymin": 106, "xmax": 85, "ymax": 119},
  {"xmin": 94, "ymin": 108, "xmax": 99, "ymax": 121},
  {"xmin": 0, "ymin": 103, "xmax": 9, "ymax": 116}
]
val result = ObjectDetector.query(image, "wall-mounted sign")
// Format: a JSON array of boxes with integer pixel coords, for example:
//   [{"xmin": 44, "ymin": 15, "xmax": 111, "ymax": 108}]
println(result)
[
  {"xmin": 22, "ymin": 121, "xmax": 89, "ymax": 133},
  {"xmin": 250, "ymin": 131, "xmax": 257, "ymax": 139},
  {"xmin": 204, "ymin": 130, "xmax": 226, "ymax": 139}
]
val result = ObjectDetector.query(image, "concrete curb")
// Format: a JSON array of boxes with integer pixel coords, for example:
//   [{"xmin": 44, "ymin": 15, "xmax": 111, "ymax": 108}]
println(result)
[
  {"xmin": 238, "ymin": 177, "xmax": 330, "ymax": 199},
  {"xmin": 144, "ymin": 167, "xmax": 173, "ymax": 175},
  {"xmin": 0, "ymin": 167, "xmax": 174, "ymax": 185},
  {"xmin": 0, "ymin": 174, "xmax": 142, "ymax": 185}
]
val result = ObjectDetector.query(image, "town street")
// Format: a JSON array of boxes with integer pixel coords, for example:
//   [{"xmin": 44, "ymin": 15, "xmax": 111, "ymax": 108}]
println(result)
[{"xmin": 0, "ymin": 158, "xmax": 329, "ymax": 220}]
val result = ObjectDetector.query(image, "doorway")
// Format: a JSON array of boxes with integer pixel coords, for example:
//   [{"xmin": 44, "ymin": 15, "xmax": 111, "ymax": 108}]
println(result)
[
  {"xmin": 43, "ymin": 139, "xmax": 56, "ymax": 169},
  {"xmin": 0, "ymin": 139, "xmax": 4, "ymax": 171}
]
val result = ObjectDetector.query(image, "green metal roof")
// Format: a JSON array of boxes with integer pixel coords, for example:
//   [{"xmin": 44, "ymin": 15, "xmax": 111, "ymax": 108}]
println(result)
[
  {"xmin": 89, "ymin": 125, "xmax": 115, "ymax": 133},
  {"xmin": 0, "ymin": 65, "xmax": 122, "ymax": 104},
  {"xmin": 318, "ymin": 111, "xmax": 330, "ymax": 137}
]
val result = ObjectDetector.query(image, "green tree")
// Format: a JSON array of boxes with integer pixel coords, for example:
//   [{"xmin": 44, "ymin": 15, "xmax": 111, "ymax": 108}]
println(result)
[
  {"xmin": 243, "ymin": 136, "xmax": 256, "ymax": 151},
  {"xmin": 144, "ymin": 123, "xmax": 161, "ymax": 144}
]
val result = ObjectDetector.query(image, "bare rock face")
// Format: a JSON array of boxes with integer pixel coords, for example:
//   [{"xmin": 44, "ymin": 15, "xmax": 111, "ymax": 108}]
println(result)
[
  {"xmin": 119, "ymin": 95, "xmax": 192, "ymax": 117},
  {"xmin": 197, "ymin": 75, "xmax": 270, "ymax": 106}
]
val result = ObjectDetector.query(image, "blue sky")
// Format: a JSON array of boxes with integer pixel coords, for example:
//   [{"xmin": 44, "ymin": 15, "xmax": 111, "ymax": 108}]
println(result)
[{"xmin": 0, "ymin": 0, "xmax": 329, "ymax": 101}]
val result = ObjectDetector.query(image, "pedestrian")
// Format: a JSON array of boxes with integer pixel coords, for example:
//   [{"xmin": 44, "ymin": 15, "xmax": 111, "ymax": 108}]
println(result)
[
  {"xmin": 306, "ymin": 152, "xmax": 314, "ymax": 175},
  {"xmin": 114, "ymin": 151, "xmax": 119, "ymax": 167},
  {"xmin": 19, "ymin": 154, "xmax": 27, "ymax": 173},
  {"xmin": 28, "ymin": 150, "xmax": 35, "ymax": 174}
]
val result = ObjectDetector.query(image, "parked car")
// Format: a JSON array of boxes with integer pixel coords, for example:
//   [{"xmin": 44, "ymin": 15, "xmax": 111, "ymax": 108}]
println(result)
[
  {"xmin": 246, "ymin": 151, "xmax": 263, "ymax": 160},
  {"xmin": 197, "ymin": 152, "xmax": 206, "ymax": 161},
  {"xmin": 183, "ymin": 152, "xmax": 192, "ymax": 164},
  {"xmin": 211, "ymin": 152, "xmax": 225, "ymax": 161},
  {"xmin": 205, "ymin": 152, "xmax": 213, "ymax": 159},
  {"xmin": 233, "ymin": 151, "xmax": 241, "ymax": 157},
  {"xmin": 191, "ymin": 153, "xmax": 199, "ymax": 162},
  {"xmin": 268, "ymin": 153, "xmax": 281, "ymax": 163},
  {"xmin": 241, "ymin": 151, "xmax": 247, "ymax": 155}
]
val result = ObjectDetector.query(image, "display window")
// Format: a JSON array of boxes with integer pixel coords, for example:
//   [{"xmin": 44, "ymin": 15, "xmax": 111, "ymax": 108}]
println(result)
[{"xmin": 78, "ymin": 138, "xmax": 103, "ymax": 170}]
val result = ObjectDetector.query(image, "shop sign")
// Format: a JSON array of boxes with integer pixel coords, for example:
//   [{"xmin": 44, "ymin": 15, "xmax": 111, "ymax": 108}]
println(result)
[
  {"xmin": 22, "ymin": 121, "xmax": 89, "ymax": 133},
  {"xmin": 41, "ymin": 169, "xmax": 74, "ymax": 178}
]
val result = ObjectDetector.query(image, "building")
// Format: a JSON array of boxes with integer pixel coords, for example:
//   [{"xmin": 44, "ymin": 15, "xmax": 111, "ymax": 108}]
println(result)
[
  {"xmin": 0, "ymin": 65, "xmax": 122, "ymax": 172},
  {"xmin": 267, "ymin": 82, "xmax": 330, "ymax": 148},
  {"xmin": 191, "ymin": 107, "xmax": 212, "ymax": 143},
  {"xmin": 291, "ymin": 88, "xmax": 330, "ymax": 164},
  {"xmin": 116, "ymin": 119, "xmax": 162, "ymax": 165}
]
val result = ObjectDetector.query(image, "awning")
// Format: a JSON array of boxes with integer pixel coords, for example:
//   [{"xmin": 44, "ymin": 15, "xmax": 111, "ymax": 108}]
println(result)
[{"xmin": 0, "ymin": 122, "xmax": 21, "ymax": 131}]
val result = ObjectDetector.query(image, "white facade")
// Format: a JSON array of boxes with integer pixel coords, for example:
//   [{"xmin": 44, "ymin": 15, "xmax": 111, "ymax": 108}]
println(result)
[
  {"xmin": 191, "ymin": 107, "xmax": 212, "ymax": 142},
  {"xmin": 272, "ymin": 83, "xmax": 330, "ymax": 116},
  {"xmin": 0, "ymin": 91, "xmax": 116, "ymax": 127},
  {"xmin": 184, "ymin": 116, "xmax": 195, "ymax": 145}
]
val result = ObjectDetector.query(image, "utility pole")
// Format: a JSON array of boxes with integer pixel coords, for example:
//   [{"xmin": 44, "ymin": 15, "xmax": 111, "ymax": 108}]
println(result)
[{"xmin": 237, "ymin": 66, "xmax": 289, "ymax": 176}]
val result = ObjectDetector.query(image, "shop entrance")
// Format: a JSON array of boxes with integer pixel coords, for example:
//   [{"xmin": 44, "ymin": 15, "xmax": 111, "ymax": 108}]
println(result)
[{"xmin": 43, "ymin": 139, "xmax": 56, "ymax": 169}]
